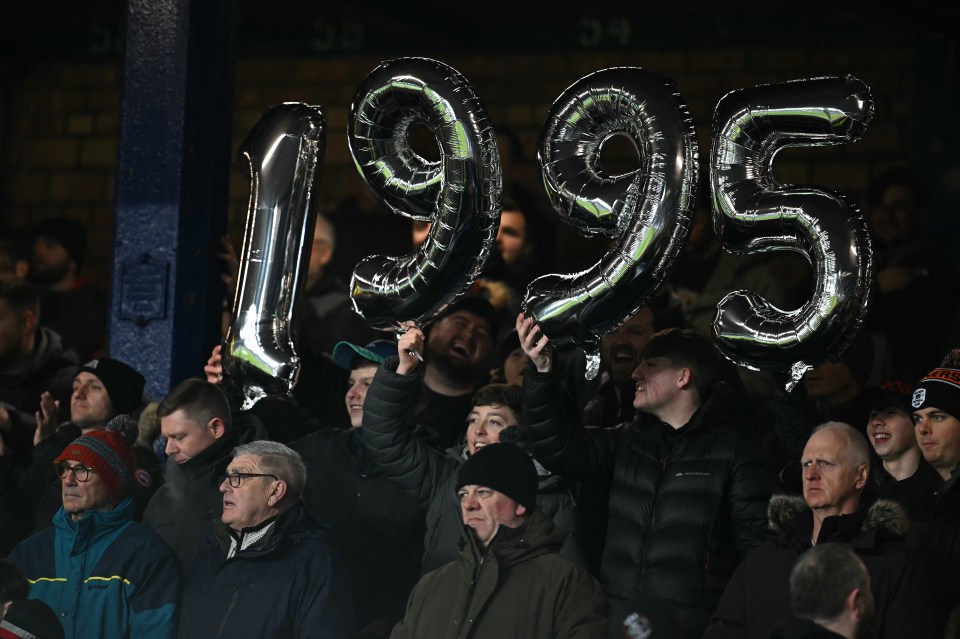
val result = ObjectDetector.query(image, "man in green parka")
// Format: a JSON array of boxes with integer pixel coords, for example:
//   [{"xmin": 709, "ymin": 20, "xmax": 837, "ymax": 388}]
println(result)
[{"xmin": 390, "ymin": 443, "xmax": 605, "ymax": 639}]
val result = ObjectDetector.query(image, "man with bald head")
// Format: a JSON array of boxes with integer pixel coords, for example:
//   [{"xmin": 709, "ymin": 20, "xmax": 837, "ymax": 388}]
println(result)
[{"xmin": 706, "ymin": 422, "xmax": 934, "ymax": 639}]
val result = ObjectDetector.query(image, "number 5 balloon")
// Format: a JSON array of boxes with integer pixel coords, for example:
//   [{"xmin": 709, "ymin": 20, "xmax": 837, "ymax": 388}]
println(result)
[
  {"xmin": 223, "ymin": 103, "xmax": 325, "ymax": 407},
  {"xmin": 348, "ymin": 58, "xmax": 501, "ymax": 329},
  {"xmin": 524, "ymin": 67, "xmax": 699, "ymax": 378},
  {"xmin": 710, "ymin": 76, "xmax": 874, "ymax": 390}
]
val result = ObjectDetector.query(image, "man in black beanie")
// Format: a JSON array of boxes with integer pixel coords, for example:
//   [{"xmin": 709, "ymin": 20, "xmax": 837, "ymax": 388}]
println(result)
[
  {"xmin": 390, "ymin": 443, "xmax": 605, "ymax": 639},
  {"xmin": 892, "ymin": 354, "xmax": 960, "ymax": 632}
]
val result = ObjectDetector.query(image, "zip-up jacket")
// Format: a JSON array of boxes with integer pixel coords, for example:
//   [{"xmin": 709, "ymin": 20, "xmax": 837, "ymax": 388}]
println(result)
[
  {"xmin": 390, "ymin": 511, "xmax": 605, "ymax": 639},
  {"xmin": 177, "ymin": 504, "xmax": 353, "ymax": 639},
  {"xmin": 522, "ymin": 369, "xmax": 773, "ymax": 638},
  {"xmin": 8, "ymin": 497, "xmax": 180, "ymax": 639}
]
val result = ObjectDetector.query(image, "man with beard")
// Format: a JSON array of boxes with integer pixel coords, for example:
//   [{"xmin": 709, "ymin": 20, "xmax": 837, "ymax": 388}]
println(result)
[
  {"xmin": 30, "ymin": 218, "xmax": 107, "ymax": 361},
  {"xmin": 403, "ymin": 296, "xmax": 499, "ymax": 450}
]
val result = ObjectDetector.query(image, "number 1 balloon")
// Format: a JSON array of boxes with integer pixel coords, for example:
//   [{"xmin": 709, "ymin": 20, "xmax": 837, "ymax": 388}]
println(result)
[
  {"xmin": 348, "ymin": 58, "xmax": 501, "ymax": 329},
  {"xmin": 524, "ymin": 67, "xmax": 699, "ymax": 378},
  {"xmin": 710, "ymin": 76, "xmax": 874, "ymax": 390},
  {"xmin": 223, "ymin": 103, "xmax": 326, "ymax": 408}
]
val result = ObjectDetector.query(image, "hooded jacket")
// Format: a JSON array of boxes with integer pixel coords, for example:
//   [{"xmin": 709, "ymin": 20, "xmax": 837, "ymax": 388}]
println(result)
[
  {"xmin": 522, "ymin": 369, "xmax": 772, "ymax": 639},
  {"xmin": 705, "ymin": 496, "xmax": 936, "ymax": 639},
  {"xmin": 390, "ymin": 511, "xmax": 605, "ymax": 639},
  {"xmin": 361, "ymin": 361, "xmax": 582, "ymax": 573},
  {"xmin": 142, "ymin": 411, "xmax": 267, "ymax": 570},
  {"xmin": 178, "ymin": 504, "xmax": 353, "ymax": 639},
  {"xmin": 8, "ymin": 497, "xmax": 180, "ymax": 639}
]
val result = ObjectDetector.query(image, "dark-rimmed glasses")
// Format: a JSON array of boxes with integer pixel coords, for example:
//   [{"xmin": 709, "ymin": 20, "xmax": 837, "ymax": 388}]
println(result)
[
  {"xmin": 219, "ymin": 471, "xmax": 279, "ymax": 488},
  {"xmin": 55, "ymin": 462, "xmax": 95, "ymax": 482}
]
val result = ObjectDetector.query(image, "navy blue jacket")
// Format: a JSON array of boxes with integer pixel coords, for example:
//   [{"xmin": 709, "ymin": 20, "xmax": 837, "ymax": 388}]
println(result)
[{"xmin": 178, "ymin": 504, "xmax": 354, "ymax": 639}]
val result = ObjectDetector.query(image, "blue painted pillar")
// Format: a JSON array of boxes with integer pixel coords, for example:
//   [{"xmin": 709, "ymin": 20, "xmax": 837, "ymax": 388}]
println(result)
[{"xmin": 111, "ymin": 0, "xmax": 236, "ymax": 400}]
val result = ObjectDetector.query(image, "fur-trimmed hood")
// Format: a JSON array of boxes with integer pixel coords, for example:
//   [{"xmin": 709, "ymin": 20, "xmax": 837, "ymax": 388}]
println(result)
[{"xmin": 767, "ymin": 494, "xmax": 910, "ymax": 538}]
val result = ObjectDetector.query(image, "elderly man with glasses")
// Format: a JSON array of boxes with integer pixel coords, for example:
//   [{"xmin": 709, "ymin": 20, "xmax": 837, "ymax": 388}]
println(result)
[
  {"xmin": 177, "ymin": 440, "xmax": 354, "ymax": 639},
  {"xmin": 8, "ymin": 430, "xmax": 180, "ymax": 639}
]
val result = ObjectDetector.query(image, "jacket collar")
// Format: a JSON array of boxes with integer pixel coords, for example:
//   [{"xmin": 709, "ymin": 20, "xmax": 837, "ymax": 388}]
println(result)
[{"xmin": 54, "ymin": 496, "xmax": 136, "ymax": 555}]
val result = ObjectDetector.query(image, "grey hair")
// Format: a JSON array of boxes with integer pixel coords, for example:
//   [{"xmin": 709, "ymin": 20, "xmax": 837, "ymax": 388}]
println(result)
[
  {"xmin": 232, "ymin": 440, "xmax": 306, "ymax": 504},
  {"xmin": 811, "ymin": 421, "xmax": 871, "ymax": 469}
]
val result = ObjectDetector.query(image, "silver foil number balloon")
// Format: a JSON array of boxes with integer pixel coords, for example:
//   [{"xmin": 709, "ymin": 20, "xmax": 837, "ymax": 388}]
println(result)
[
  {"xmin": 710, "ymin": 76, "xmax": 874, "ymax": 390},
  {"xmin": 525, "ymin": 67, "xmax": 698, "ymax": 378},
  {"xmin": 348, "ymin": 57, "xmax": 501, "ymax": 329},
  {"xmin": 223, "ymin": 103, "xmax": 326, "ymax": 407}
]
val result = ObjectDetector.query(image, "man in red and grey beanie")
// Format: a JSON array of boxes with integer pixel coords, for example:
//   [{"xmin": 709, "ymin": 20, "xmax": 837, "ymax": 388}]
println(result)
[
  {"xmin": 0, "ymin": 358, "xmax": 155, "ymax": 557},
  {"xmin": 53, "ymin": 430, "xmax": 135, "ymax": 517},
  {"xmin": 7, "ymin": 430, "xmax": 180, "ymax": 639}
]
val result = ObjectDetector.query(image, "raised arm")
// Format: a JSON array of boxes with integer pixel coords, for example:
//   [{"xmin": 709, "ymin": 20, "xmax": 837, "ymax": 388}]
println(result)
[{"xmin": 361, "ymin": 327, "xmax": 457, "ymax": 508}]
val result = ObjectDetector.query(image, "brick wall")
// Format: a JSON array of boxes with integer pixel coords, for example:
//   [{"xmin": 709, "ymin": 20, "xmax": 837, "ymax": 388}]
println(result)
[{"xmin": 3, "ymin": 40, "xmax": 922, "ymax": 284}]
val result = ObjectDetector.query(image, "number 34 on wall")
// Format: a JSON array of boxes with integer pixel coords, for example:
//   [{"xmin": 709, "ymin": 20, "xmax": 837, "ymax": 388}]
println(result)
[{"xmin": 228, "ymin": 58, "xmax": 873, "ymax": 397}]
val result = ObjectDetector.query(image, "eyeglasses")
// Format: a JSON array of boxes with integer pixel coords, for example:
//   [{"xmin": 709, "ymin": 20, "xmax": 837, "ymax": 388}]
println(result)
[
  {"xmin": 219, "ymin": 471, "xmax": 279, "ymax": 488},
  {"xmin": 55, "ymin": 462, "xmax": 95, "ymax": 482}
]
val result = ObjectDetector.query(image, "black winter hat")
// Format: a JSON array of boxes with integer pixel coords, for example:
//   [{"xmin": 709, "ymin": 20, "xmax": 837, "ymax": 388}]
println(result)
[
  {"xmin": 456, "ymin": 442, "xmax": 537, "ymax": 510},
  {"xmin": 78, "ymin": 358, "xmax": 146, "ymax": 415},
  {"xmin": 1, "ymin": 599, "xmax": 65, "ymax": 639}
]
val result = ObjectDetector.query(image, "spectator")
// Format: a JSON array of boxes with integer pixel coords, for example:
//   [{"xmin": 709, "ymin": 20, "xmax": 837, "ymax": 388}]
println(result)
[
  {"xmin": 0, "ymin": 277, "xmax": 77, "ymax": 462},
  {"xmin": 861, "ymin": 381, "xmax": 938, "ymax": 511},
  {"xmin": 291, "ymin": 340, "xmax": 424, "ymax": 636},
  {"xmin": 178, "ymin": 440, "xmax": 353, "ymax": 639},
  {"xmin": 30, "ymin": 217, "xmax": 108, "ymax": 361},
  {"xmin": 865, "ymin": 167, "xmax": 960, "ymax": 383},
  {"xmin": 389, "ymin": 443, "xmax": 605, "ymax": 639},
  {"xmin": 519, "ymin": 319, "xmax": 772, "ymax": 638},
  {"xmin": 886, "ymin": 358, "xmax": 960, "ymax": 631},
  {"xmin": 773, "ymin": 543, "xmax": 875, "ymax": 639},
  {"xmin": 142, "ymin": 378, "xmax": 268, "ymax": 571},
  {"xmin": 297, "ymin": 214, "xmax": 379, "ymax": 357},
  {"xmin": 362, "ymin": 333, "xmax": 580, "ymax": 574},
  {"xmin": 389, "ymin": 297, "xmax": 499, "ymax": 450},
  {"xmin": 8, "ymin": 431, "xmax": 180, "ymax": 639},
  {"xmin": 706, "ymin": 422, "xmax": 934, "ymax": 639},
  {"xmin": 0, "ymin": 358, "xmax": 153, "ymax": 553}
]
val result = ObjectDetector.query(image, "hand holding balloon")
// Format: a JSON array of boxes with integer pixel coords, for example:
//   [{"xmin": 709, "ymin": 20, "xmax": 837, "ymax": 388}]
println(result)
[
  {"xmin": 516, "ymin": 313, "xmax": 552, "ymax": 374},
  {"xmin": 524, "ymin": 67, "xmax": 698, "ymax": 379},
  {"xmin": 396, "ymin": 322, "xmax": 425, "ymax": 376}
]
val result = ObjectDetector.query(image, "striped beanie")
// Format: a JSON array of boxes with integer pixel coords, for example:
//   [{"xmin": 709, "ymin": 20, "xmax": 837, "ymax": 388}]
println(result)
[
  {"xmin": 911, "ymin": 367, "xmax": 960, "ymax": 419},
  {"xmin": 54, "ymin": 430, "xmax": 135, "ymax": 505}
]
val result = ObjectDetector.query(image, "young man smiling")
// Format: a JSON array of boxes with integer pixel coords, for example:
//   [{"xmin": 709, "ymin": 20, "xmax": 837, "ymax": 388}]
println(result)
[{"xmin": 519, "ymin": 320, "xmax": 771, "ymax": 639}]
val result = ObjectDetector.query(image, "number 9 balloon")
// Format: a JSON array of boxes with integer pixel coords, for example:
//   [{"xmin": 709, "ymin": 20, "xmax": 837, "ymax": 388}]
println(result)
[
  {"xmin": 348, "ymin": 58, "xmax": 501, "ymax": 329},
  {"xmin": 524, "ymin": 67, "xmax": 699, "ymax": 378},
  {"xmin": 224, "ymin": 103, "xmax": 326, "ymax": 408},
  {"xmin": 710, "ymin": 76, "xmax": 874, "ymax": 390}
]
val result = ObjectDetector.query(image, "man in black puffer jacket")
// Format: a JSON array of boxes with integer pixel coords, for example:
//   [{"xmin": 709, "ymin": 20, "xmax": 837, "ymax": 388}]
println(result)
[
  {"xmin": 706, "ymin": 422, "xmax": 935, "ymax": 639},
  {"xmin": 518, "ymin": 320, "xmax": 773, "ymax": 638}
]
